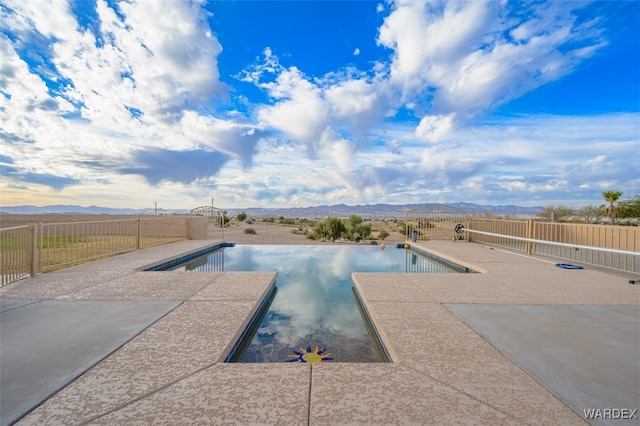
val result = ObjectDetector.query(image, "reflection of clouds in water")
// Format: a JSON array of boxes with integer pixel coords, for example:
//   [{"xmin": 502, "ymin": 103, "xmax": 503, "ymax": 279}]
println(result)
[
  {"xmin": 180, "ymin": 245, "xmax": 449, "ymax": 357},
  {"xmin": 222, "ymin": 245, "xmax": 417, "ymax": 362},
  {"xmin": 264, "ymin": 252, "xmax": 366, "ymax": 346},
  {"xmin": 326, "ymin": 246, "xmax": 354, "ymax": 278}
]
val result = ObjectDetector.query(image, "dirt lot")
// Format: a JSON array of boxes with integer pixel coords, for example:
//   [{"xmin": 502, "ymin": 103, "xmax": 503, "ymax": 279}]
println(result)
[
  {"xmin": 223, "ymin": 222, "xmax": 406, "ymax": 245},
  {"xmin": 0, "ymin": 214, "xmax": 161, "ymax": 228},
  {"xmin": 0, "ymin": 214, "xmax": 407, "ymax": 245}
]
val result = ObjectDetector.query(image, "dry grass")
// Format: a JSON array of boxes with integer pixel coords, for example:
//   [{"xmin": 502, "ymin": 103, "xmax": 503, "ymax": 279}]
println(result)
[
  {"xmin": 1, "ymin": 214, "xmax": 194, "ymax": 281},
  {"xmin": 39, "ymin": 235, "xmax": 184, "ymax": 272},
  {"xmin": 0, "ymin": 213, "xmax": 162, "ymax": 228},
  {"xmin": 1, "ymin": 233, "xmax": 184, "ymax": 279}
]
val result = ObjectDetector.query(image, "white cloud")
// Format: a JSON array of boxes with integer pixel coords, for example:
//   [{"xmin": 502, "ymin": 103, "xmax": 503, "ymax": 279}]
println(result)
[
  {"xmin": 0, "ymin": 0, "xmax": 249, "ymax": 192},
  {"xmin": 1, "ymin": 0, "xmax": 79, "ymax": 41},
  {"xmin": 377, "ymin": 0, "xmax": 608, "ymax": 138},
  {"xmin": 251, "ymin": 51, "xmax": 387, "ymax": 166},
  {"xmin": 2, "ymin": 0, "xmax": 224, "ymax": 132},
  {"xmin": 1, "ymin": 0, "xmax": 636, "ymax": 210},
  {"xmin": 257, "ymin": 67, "xmax": 330, "ymax": 155},
  {"xmin": 74, "ymin": 0, "xmax": 222, "ymax": 125},
  {"xmin": 415, "ymin": 114, "xmax": 456, "ymax": 142}
]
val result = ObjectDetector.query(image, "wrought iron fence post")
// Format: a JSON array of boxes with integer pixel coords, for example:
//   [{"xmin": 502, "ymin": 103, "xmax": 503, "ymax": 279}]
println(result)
[
  {"xmin": 38, "ymin": 222, "xmax": 43, "ymax": 274},
  {"xmin": 29, "ymin": 223, "xmax": 37, "ymax": 277},
  {"xmin": 221, "ymin": 213, "xmax": 224, "ymax": 241}
]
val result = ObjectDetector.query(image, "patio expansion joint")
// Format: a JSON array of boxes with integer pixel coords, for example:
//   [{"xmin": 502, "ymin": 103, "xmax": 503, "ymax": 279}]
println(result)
[
  {"xmin": 0, "ymin": 299, "xmax": 41, "ymax": 313},
  {"xmin": 78, "ymin": 359, "xmax": 221, "ymax": 426},
  {"xmin": 48, "ymin": 277, "xmax": 123, "ymax": 300},
  {"xmin": 399, "ymin": 360, "xmax": 524, "ymax": 424},
  {"xmin": 1, "ymin": 272, "xmax": 134, "ymax": 301},
  {"xmin": 171, "ymin": 272, "xmax": 225, "ymax": 300},
  {"xmin": 307, "ymin": 364, "xmax": 314, "ymax": 426}
]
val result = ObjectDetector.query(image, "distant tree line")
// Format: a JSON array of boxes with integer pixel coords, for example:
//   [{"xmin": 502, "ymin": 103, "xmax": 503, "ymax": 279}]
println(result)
[{"xmin": 538, "ymin": 191, "xmax": 639, "ymax": 225}]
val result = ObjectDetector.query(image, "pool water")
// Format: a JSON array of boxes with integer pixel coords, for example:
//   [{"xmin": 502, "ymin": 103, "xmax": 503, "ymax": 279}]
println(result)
[{"xmin": 168, "ymin": 244, "xmax": 453, "ymax": 363}]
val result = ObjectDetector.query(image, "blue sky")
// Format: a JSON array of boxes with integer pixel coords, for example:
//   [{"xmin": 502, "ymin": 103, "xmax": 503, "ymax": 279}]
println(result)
[{"xmin": 1, "ymin": 0, "xmax": 638, "ymax": 210}]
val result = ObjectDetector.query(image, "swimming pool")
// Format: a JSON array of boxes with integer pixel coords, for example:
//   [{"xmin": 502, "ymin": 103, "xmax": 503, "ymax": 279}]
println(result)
[{"xmin": 164, "ymin": 244, "xmax": 458, "ymax": 363}]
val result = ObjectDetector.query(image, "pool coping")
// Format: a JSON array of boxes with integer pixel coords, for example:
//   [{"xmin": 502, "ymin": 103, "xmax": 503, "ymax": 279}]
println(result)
[
  {"xmin": 1, "ymin": 239, "xmax": 638, "ymax": 425},
  {"xmin": 141, "ymin": 242, "xmax": 473, "ymax": 364}
]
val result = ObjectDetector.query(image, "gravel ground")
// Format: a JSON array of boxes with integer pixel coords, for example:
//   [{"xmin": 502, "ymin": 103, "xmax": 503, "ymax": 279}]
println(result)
[{"xmin": 221, "ymin": 222, "xmax": 406, "ymax": 245}]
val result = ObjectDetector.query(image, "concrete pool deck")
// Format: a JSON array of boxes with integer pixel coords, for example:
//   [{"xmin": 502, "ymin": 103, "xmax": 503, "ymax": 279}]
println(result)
[{"xmin": 1, "ymin": 239, "xmax": 638, "ymax": 425}]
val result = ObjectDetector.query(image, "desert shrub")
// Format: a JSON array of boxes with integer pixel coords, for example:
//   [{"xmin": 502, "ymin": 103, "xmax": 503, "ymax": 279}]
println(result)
[
  {"xmin": 244, "ymin": 228, "xmax": 257, "ymax": 234},
  {"xmin": 313, "ymin": 217, "xmax": 346, "ymax": 242}
]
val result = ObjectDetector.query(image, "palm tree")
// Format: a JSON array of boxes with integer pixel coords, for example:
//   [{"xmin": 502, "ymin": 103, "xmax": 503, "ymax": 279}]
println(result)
[{"xmin": 602, "ymin": 190, "xmax": 623, "ymax": 224}]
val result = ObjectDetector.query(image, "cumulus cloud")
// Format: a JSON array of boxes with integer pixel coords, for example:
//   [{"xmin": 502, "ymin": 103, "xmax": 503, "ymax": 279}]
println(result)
[
  {"xmin": 177, "ymin": 112, "xmax": 269, "ymax": 168},
  {"xmin": 68, "ymin": 0, "xmax": 222, "ymax": 126},
  {"xmin": 245, "ymin": 0, "xmax": 608, "ymax": 156},
  {"xmin": 415, "ymin": 114, "xmax": 456, "ymax": 142},
  {"xmin": 257, "ymin": 66, "xmax": 330, "ymax": 154},
  {"xmin": 122, "ymin": 148, "xmax": 230, "ymax": 185},
  {"xmin": 242, "ymin": 49, "xmax": 388, "ymax": 171},
  {"xmin": 1, "ymin": 0, "xmax": 635, "ymax": 209},
  {"xmin": 0, "ymin": 0, "xmax": 270, "ymax": 191},
  {"xmin": 378, "ymin": 0, "xmax": 607, "ymax": 136},
  {"xmin": 342, "ymin": 166, "xmax": 406, "ymax": 195},
  {"xmin": 415, "ymin": 113, "xmax": 640, "ymax": 204}
]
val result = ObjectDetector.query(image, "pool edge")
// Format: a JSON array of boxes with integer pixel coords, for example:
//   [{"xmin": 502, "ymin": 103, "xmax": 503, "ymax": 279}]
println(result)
[
  {"xmin": 408, "ymin": 242, "xmax": 487, "ymax": 274},
  {"xmin": 351, "ymin": 274, "xmax": 400, "ymax": 363},
  {"xmin": 221, "ymin": 274, "xmax": 278, "ymax": 363}
]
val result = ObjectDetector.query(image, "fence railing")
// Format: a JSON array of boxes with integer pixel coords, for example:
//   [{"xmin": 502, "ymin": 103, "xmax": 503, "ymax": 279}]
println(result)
[
  {"xmin": 405, "ymin": 206, "xmax": 467, "ymax": 241},
  {"xmin": 189, "ymin": 206, "xmax": 225, "ymax": 241},
  {"xmin": 1, "ymin": 216, "xmax": 219, "ymax": 286},
  {"xmin": 467, "ymin": 218, "xmax": 639, "ymax": 274},
  {"xmin": 207, "ymin": 212, "xmax": 225, "ymax": 241},
  {"xmin": 1, "ymin": 225, "xmax": 36, "ymax": 286}
]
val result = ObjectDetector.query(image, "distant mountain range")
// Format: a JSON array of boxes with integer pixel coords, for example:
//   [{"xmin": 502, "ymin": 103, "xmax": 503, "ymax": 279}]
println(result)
[
  {"xmin": 0, "ymin": 204, "xmax": 150, "ymax": 215},
  {"xmin": 236, "ymin": 202, "xmax": 542, "ymax": 218},
  {"xmin": 1, "ymin": 202, "xmax": 543, "ymax": 217}
]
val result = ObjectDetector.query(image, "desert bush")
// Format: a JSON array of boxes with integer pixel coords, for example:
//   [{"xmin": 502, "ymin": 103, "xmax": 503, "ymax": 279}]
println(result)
[{"xmin": 244, "ymin": 228, "xmax": 257, "ymax": 234}]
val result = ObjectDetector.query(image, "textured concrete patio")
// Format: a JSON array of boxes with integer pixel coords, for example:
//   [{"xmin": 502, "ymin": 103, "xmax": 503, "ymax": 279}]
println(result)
[{"xmin": 1, "ymin": 239, "xmax": 638, "ymax": 425}]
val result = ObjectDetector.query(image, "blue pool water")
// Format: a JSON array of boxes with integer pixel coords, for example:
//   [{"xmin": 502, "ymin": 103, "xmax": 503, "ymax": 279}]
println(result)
[{"xmin": 167, "ymin": 244, "xmax": 454, "ymax": 363}]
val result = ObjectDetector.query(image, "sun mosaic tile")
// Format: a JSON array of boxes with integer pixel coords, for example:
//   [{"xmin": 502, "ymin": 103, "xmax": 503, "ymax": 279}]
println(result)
[{"xmin": 287, "ymin": 346, "xmax": 334, "ymax": 363}]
